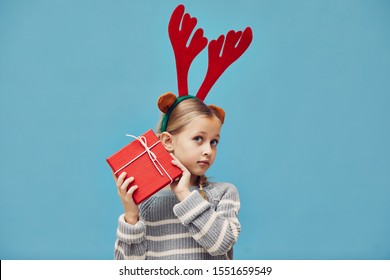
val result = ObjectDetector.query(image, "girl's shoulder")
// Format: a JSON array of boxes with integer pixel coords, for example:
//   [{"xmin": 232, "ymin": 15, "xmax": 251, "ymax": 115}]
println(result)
[
  {"xmin": 207, "ymin": 181, "xmax": 238, "ymax": 191},
  {"xmin": 206, "ymin": 181, "xmax": 239, "ymax": 201}
]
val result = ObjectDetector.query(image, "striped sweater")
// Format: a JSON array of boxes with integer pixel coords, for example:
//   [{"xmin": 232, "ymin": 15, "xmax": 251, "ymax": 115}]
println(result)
[{"xmin": 114, "ymin": 182, "xmax": 240, "ymax": 260}]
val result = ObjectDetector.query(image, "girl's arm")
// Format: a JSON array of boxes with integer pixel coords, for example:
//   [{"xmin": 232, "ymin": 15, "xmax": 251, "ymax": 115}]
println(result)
[
  {"xmin": 173, "ymin": 183, "xmax": 241, "ymax": 257},
  {"xmin": 169, "ymin": 155, "xmax": 240, "ymax": 257},
  {"xmin": 113, "ymin": 172, "xmax": 147, "ymax": 260},
  {"xmin": 114, "ymin": 172, "xmax": 139, "ymax": 224},
  {"xmin": 114, "ymin": 215, "xmax": 147, "ymax": 259}
]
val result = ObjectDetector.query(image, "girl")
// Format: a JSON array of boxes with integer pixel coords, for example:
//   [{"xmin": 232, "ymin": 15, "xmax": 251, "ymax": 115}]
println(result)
[{"xmin": 112, "ymin": 97, "xmax": 241, "ymax": 260}]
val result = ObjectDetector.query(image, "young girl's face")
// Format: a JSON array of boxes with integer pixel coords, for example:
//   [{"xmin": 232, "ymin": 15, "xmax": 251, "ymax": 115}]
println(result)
[{"xmin": 172, "ymin": 115, "xmax": 221, "ymax": 183}]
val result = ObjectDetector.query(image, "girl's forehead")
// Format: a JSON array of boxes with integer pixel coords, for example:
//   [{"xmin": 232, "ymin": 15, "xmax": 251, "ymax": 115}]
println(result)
[{"xmin": 183, "ymin": 116, "xmax": 222, "ymax": 134}]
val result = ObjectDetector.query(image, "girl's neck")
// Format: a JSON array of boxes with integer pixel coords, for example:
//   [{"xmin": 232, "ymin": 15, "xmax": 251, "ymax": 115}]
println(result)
[{"xmin": 190, "ymin": 174, "xmax": 198, "ymax": 186}]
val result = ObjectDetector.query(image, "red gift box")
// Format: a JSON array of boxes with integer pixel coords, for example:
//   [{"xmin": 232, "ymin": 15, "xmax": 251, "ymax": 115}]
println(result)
[{"xmin": 106, "ymin": 129, "xmax": 182, "ymax": 204}]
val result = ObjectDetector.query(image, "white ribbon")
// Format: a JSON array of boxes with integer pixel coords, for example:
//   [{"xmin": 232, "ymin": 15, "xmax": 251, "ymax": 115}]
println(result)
[{"xmin": 114, "ymin": 134, "xmax": 173, "ymax": 184}]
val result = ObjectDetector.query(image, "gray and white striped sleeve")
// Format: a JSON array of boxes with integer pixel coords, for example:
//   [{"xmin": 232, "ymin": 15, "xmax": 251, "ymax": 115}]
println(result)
[
  {"xmin": 114, "ymin": 214, "xmax": 147, "ymax": 260},
  {"xmin": 173, "ymin": 183, "xmax": 241, "ymax": 257}
]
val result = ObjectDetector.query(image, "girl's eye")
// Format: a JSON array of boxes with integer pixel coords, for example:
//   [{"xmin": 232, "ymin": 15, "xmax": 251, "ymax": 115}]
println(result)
[
  {"xmin": 211, "ymin": 139, "xmax": 219, "ymax": 146},
  {"xmin": 194, "ymin": 136, "xmax": 203, "ymax": 143}
]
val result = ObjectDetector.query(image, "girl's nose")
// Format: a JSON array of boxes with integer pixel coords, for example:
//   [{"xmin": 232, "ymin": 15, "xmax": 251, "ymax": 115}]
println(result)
[{"xmin": 202, "ymin": 144, "xmax": 212, "ymax": 156}]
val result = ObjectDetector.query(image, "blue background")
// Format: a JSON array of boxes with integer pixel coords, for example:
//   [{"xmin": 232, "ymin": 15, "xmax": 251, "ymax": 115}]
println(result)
[{"xmin": 1, "ymin": 0, "xmax": 389, "ymax": 260}]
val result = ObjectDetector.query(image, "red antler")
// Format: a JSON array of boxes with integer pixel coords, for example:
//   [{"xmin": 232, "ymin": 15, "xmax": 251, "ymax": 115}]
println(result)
[
  {"xmin": 196, "ymin": 27, "xmax": 253, "ymax": 101},
  {"xmin": 168, "ymin": 4, "xmax": 208, "ymax": 96}
]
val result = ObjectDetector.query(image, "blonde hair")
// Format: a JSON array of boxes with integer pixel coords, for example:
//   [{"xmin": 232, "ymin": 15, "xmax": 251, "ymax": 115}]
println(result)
[
  {"xmin": 157, "ymin": 98, "xmax": 223, "ymax": 200},
  {"xmin": 158, "ymin": 98, "xmax": 222, "ymax": 134}
]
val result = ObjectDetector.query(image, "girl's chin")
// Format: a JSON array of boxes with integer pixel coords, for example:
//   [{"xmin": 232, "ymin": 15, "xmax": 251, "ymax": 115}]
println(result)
[{"xmin": 190, "ymin": 171, "xmax": 206, "ymax": 177}]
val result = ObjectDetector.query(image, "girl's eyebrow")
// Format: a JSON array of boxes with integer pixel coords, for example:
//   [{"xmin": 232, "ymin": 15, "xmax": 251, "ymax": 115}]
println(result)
[{"xmin": 195, "ymin": 131, "xmax": 220, "ymax": 138}]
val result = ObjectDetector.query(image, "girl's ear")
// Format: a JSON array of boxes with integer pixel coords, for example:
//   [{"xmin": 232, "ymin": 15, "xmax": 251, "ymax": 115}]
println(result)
[{"xmin": 159, "ymin": 132, "xmax": 174, "ymax": 152}]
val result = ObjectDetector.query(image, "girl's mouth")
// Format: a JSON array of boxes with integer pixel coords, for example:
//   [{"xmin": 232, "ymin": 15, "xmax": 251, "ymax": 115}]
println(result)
[{"xmin": 197, "ymin": 160, "xmax": 210, "ymax": 166}]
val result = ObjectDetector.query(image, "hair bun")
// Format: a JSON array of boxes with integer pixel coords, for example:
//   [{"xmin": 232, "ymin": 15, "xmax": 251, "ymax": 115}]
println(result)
[
  {"xmin": 157, "ymin": 92, "xmax": 178, "ymax": 113},
  {"xmin": 208, "ymin": 104, "xmax": 225, "ymax": 124}
]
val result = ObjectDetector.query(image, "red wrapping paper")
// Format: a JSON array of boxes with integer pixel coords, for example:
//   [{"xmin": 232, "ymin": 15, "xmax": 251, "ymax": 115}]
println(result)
[{"xmin": 106, "ymin": 129, "xmax": 182, "ymax": 204}]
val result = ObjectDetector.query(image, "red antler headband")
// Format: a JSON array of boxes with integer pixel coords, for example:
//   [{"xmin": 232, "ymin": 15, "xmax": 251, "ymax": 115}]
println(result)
[{"xmin": 158, "ymin": 4, "xmax": 253, "ymax": 132}]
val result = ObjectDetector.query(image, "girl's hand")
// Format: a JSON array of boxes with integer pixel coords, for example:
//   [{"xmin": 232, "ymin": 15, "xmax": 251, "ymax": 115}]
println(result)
[
  {"xmin": 113, "ymin": 172, "xmax": 139, "ymax": 224},
  {"xmin": 170, "ymin": 153, "xmax": 192, "ymax": 202}
]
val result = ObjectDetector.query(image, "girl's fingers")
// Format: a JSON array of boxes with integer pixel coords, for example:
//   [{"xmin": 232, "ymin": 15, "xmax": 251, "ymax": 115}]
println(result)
[
  {"xmin": 116, "ymin": 172, "xmax": 135, "ymax": 195},
  {"xmin": 170, "ymin": 153, "xmax": 184, "ymax": 169},
  {"xmin": 126, "ymin": 185, "xmax": 139, "ymax": 200},
  {"xmin": 120, "ymin": 176, "xmax": 134, "ymax": 191},
  {"xmin": 171, "ymin": 159, "xmax": 184, "ymax": 171},
  {"xmin": 169, "ymin": 153, "xmax": 179, "ymax": 162},
  {"xmin": 115, "ymin": 172, "xmax": 126, "ymax": 187},
  {"xmin": 170, "ymin": 154, "xmax": 190, "ymax": 174}
]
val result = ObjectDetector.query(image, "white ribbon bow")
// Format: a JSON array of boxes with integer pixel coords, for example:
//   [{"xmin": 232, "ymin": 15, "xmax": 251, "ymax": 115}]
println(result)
[{"xmin": 114, "ymin": 134, "xmax": 173, "ymax": 184}]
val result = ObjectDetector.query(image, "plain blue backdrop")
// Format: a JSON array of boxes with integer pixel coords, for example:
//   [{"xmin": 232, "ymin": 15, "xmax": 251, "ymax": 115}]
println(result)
[{"xmin": 0, "ymin": 0, "xmax": 389, "ymax": 260}]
